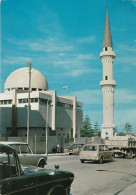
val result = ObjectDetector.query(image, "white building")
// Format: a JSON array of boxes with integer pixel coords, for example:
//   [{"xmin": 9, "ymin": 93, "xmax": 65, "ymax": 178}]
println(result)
[
  {"xmin": 100, "ymin": 9, "xmax": 116, "ymax": 139},
  {"xmin": 0, "ymin": 67, "xmax": 83, "ymax": 139}
]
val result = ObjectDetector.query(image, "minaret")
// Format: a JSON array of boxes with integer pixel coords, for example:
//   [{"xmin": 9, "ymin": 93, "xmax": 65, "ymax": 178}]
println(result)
[{"xmin": 100, "ymin": 9, "xmax": 116, "ymax": 139}]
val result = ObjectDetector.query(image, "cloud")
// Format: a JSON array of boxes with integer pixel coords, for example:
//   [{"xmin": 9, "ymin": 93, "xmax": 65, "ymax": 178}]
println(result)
[
  {"xmin": 77, "ymin": 36, "xmax": 96, "ymax": 44},
  {"xmin": 72, "ymin": 88, "xmax": 136, "ymax": 108},
  {"xmin": 68, "ymin": 68, "xmax": 99, "ymax": 77},
  {"xmin": 68, "ymin": 89, "xmax": 102, "ymax": 105},
  {"xmin": 115, "ymin": 89, "xmax": 136, "ymax": 104},
  {"xmin": 115, "ymin": 108, "xmax": 136, "ymax": 131},
  {"xmin": 28, "ymin": 38, "xmax": 74, "ymax": 53},
  {"xmin": 117, "ymin": 43, "xmax": 136, "ymax": 52},
  {"xmin": 6, "ymin": 37, "xmax": 97, "ymax": 70},
  {"xmin": 116, "ymin": 57, "xmax": 136, "ymax": 66},
  {"xmin": 2, "ymin": 56, "xmax": 31, "ymax": 66},
  {"xmin": 76, "ymin": 54, "xmax": 96, "ymax": 60},
  {"xmin": 54, "ymin": 53, "xmax": 97, "ymax": 69},
  {"xmin": 116, "ymin": 43, "xmax": 136, "ymax": 66}
]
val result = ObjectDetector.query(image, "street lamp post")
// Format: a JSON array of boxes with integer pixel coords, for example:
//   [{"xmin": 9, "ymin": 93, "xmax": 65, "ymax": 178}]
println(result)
[{"xmin": 45, "ymin": 98, "xmax": 49, "ymax": 156}]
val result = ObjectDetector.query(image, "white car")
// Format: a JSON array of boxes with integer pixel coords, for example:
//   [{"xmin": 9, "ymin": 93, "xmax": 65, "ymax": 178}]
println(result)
[
  {"xmin": 79, "ymin": 144, "xmax": 114, "ymax": 163},
  {"xmin": 0, "ymin": 142, "xmax": 47, "ymax": 168}
]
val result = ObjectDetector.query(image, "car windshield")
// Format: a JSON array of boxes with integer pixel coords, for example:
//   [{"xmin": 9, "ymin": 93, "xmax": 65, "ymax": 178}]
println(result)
[
  {"xmin": 70, "ymin": 144, "xmax": 83, "ymax": 150},
  {"xmin": 10, "ymin": 144, "xmax": 32, "ymax": 154},
  {"xmin": 0, "ymin": 150, "xmax": 19, "ymax": 179},
  {"xmin": 83, "ymin": 145, "xmax": 97, "ymax": 151},
  {"xmin": 70, "ymin": 144, "xmax": 77, "ymax": 149},
  {"xmin": 77, "ymin": 144, "xmax": 83, "ymax": 148}
]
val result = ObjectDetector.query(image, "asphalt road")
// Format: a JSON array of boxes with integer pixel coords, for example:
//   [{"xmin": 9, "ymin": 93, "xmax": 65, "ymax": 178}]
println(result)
[{"xmin": 46, "ymin": 155, "xmax": 136, "ymax": 195}]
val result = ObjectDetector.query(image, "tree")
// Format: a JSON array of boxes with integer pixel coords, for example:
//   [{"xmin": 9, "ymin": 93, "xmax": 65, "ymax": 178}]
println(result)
[
  {"xmin": 123, "ymin": 123, "xmax": 132, "ymax": 134},
  {"xmin": 94, "ymin": 121, "xmax": 101, "ymax": 137},
  {"xmin": 80, "ymin": 115, "xmax": 94, "ymax": 137},
  {"xmin": 116, "ymin": 132, "xmax": 126, "ymax": 136}
]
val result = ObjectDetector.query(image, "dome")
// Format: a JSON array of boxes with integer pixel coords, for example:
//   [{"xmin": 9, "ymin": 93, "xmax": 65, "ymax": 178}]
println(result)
[{"xmin": 4, "ymin": 67, "xmax": 48, "ymax": 91}]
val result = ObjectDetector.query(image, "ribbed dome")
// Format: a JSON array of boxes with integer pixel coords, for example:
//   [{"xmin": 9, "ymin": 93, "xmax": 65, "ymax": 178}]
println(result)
[{"xmin": 4, "ymin": 67, "xmax": 48, "ymax": 91}]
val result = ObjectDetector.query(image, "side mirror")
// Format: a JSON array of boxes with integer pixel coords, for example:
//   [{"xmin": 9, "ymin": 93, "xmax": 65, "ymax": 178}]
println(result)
[{"xmin": 55, "ymin": 164, "xmax": 60, "ymax": 170}]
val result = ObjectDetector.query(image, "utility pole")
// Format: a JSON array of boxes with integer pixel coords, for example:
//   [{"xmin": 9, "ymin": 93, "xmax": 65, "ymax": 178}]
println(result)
[
  {"xmin": 27, "ymin": 61, "xmax": 31, "ymax": 145},
  {"xmin": 46, "ymin": 98, "xmax": 49, "ymax": 155},
  {"xmin": 0, "ymin": 0, "xmax": 2, "ymax": 93}
]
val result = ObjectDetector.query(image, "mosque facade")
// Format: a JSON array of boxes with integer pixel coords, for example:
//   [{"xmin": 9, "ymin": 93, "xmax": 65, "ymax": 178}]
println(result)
[{"xmin": 0, "ymin": 67, "xmax": 83, "ymax": 139}]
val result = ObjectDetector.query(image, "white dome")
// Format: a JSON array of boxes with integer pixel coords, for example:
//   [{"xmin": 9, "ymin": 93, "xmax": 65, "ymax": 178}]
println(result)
[{"xmin": 5, "ymin": 67, "xmax": 48, "ymax": 91}]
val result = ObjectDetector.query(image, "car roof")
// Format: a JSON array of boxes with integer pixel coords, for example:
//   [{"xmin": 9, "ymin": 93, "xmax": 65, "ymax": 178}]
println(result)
[
  {"xmin": 0, "ymin": 143, "xmax": 16, "ymax": 154},
  {"xmin": 84, "ymin": 144, "xmax": 105, "ymax": 146},
  {"xmin": 0, "ymin": 141, "xmax": 28, "ymax": 145}
]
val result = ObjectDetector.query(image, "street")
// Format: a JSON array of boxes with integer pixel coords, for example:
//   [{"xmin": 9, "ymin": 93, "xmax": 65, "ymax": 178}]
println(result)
[{"xmin": 46, "ymin": 155, "xmax": 136, "ymax": 195}]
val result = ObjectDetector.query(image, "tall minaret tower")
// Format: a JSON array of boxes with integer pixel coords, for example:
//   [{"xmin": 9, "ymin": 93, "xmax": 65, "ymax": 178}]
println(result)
[{"xmin": 100, "ymin": 9, "xmax": 116, "ymax": 139}]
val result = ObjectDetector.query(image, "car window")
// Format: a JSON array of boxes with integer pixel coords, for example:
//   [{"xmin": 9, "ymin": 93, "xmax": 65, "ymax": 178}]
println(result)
[
  {"xmin": 105, "ymin": 146, "xmax": 109, "ymax": 151},
  {"xmin": 0, "ymin": 151, "xmax": 19, "ymax": 179},
  {"xmin": 99, "ymin": 145, "xmax": 104, "ymax": 151},
  {"xmin": 10, "ymin": 145, "xmax": 20, "ymax": 153},
  {"xmin": 70, "ymin": 144, "xmax": 77, "ymax": 149},
  {"xmin": 20, "ymin": 145, "xmax": 31, "ymax": 153},
  {"xmin": 77, "ymin": 144, "xmax": 84, "ymax": 148},
  {"xmin": 83, "ymin": 145, "xmax": 97, "ymax": 151}
]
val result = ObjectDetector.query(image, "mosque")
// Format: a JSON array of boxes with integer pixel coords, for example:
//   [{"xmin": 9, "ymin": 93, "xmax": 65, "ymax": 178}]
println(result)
[
  {"xmin": 0, "ymin": 67, "xmax": 83, "ymax": 138},
  {"xmin": 0, "ymin": 8, "xmax": 116, "ymax": 141}
]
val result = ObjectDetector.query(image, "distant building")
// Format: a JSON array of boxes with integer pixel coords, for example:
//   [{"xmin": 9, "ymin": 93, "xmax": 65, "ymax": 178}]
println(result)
[{"xmin": 0, "ymin": 67, "xmax": 83, "ymax": 139}]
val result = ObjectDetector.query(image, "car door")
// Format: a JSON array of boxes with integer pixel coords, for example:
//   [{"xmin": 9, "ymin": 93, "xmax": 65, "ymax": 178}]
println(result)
[
  {"xmin": 10, "ymin": 144, "xmax": 36, "ymax": 166},
  {"xmin": 19, "ymin": 144, "xmax": 37, "ymax": 166},
  {"xmin": 0, "ymin": 147, "xmax": 38, "ymax": 195},
  {"xmin": 2, "ymin": 174, "xmax": 39, "ymax": 195},
  {"xmin": 104, "ymin": 146, "xmax": 111, "ymax": 160}
]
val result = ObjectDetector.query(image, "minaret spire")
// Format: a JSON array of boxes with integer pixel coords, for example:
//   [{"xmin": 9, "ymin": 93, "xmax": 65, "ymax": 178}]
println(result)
[
  {"xmin": 103, "ymin": 8, "xmax": 112, "ymax": 48},
  {"xmin": 100, "ymin": 8, "xmax": 116, "ymax": 139}
]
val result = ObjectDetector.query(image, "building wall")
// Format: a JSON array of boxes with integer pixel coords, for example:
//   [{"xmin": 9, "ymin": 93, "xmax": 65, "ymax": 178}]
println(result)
[
  {"xmin": 56, "ymin": 107, "xmax": 73, "ymax": 128},
  {"xmin": 0, "ymin": 90, "xmax": 83, "ymax": 139}
]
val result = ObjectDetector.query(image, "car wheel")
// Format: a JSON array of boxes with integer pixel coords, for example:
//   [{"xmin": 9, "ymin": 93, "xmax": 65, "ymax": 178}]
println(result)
[
  {"xmin": 110, "ymin": 155, "xmax": 113, "ymax": 162},
  {"xmin": 38, "ymin": 160, "xmax": 45, "ymax": 168},
  {"xmin": 80, "ymin": 160, "xmax": 84, "ymax": 163},
  {"xmin": 99, "ymin": 157, "xmax": 103, "ymax": 164},
  {"xmin": 48, "ymin": 186, "xmax": 66, "ymax": 195}
]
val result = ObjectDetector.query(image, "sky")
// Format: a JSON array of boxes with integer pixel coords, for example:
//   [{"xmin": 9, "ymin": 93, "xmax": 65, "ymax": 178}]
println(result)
[{"xmin": 1, "ymin": 0, "xmax": 136, "ymax": 132}]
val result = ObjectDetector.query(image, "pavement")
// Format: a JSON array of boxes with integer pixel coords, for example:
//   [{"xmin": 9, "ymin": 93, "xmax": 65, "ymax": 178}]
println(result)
[
  {"xmin": 48, "ymin": 153, "xmax": 136, "ymax": 194},
  {"xmin": 117, "ymin": 181, "xmax": 136, "ymax": 195}
]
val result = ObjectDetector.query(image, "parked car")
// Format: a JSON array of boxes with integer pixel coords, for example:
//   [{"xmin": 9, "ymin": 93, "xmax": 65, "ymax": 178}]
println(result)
[
  {"xmin": 69, "ymin": 143, "xmax": 84, "ymax": 155},
  {"xmin": 79, "ymin": 144, "xmax": 114, "ymax": 163},
  {"xmin": 0, "ymin": 141, "xmax": 47, "ymax": 168},
  {"xmin": 0, "ymin": 143, "xmax": 74, "ymax": 195}
]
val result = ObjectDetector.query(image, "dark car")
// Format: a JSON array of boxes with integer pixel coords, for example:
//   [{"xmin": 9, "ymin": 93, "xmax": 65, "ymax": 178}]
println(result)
[{"xmin": 0, "ymin": 144, "xmax": 74, "ymax": 195}]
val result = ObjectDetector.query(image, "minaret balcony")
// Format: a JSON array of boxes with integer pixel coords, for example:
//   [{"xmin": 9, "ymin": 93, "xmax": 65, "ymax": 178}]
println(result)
[
  {"xmin": 100, "ymin": 50, "xmax": 115, "ymax": 58},
  {"xmin": 100, "ymin": 80, "xmax": 116, "ymax": 86},
  {"xmin": 101, "ymin": 124, "xmax": 116, "ymax": 129}
]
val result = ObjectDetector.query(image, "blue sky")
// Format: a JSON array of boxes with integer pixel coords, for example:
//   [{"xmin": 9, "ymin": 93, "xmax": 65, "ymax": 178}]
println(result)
[{"xmin": 1, "ymin": 0, "xmax": 136, "ymax": 132}]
